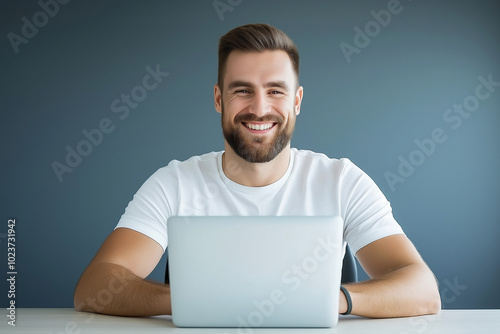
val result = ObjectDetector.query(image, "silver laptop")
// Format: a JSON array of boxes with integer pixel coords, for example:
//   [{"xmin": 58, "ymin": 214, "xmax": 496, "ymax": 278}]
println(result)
[{"xmin": 166, "ymin": 216, "xmax": 344, "ymax": 328}]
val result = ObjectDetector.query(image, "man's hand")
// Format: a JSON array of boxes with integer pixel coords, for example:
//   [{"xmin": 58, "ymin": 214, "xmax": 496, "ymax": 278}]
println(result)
[
  {"xmin": 339, "ymin": 234, "xmax": 441, "ymax": 318},
  {"xmin": 74, "ymin": 228, "xmax": 171, "ymax": 316}
]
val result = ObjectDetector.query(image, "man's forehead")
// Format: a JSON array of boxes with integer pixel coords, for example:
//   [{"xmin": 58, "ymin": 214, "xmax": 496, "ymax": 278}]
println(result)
[{"xmin": 223, "ymin": 50, "xmax": 295, "ymax": 88}]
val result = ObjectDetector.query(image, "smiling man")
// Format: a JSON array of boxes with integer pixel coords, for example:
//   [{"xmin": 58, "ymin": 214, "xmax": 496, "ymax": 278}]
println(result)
[
  {"xmin": 74, "ymin": 23, "xmax": 441, "ymax": 318},
  {"xmin": 217, "ymin": 48, "xmax": 301, "ymax": 186}
]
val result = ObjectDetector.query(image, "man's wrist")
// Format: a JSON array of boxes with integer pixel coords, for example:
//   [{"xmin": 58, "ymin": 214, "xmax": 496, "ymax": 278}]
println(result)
[
  {"xmin": 339, "ymin": 285, "xmax": 352, "ymax": 315},
  {"xmin": 339, "ymin": 286, "xmax": 348, "ymax": 314}
]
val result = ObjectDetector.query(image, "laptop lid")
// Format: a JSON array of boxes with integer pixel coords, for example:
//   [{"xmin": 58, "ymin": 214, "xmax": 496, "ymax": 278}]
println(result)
[{"xmin": 167, "ymin": 216, "xmax": 344, "ymax": 328}]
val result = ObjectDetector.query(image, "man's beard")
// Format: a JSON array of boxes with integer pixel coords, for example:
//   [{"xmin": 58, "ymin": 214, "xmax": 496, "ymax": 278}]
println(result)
[{"xmin": 221, "ymin": 104, "xmax": 296, "ymax": 163}]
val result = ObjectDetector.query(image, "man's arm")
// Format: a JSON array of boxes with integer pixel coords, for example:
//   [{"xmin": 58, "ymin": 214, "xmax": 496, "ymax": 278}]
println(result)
[
  {"xmin": 339, "ymin": 234, "xmax": 441, "ymax": 318},
  {"xmin": 74, "ymin": 228, "xmax": 171, "ymax": 316}
]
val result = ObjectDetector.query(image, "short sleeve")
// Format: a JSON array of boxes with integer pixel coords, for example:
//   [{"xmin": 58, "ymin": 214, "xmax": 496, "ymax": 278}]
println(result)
[
  {"xmin": 339, "ymin": 159, "xmax": 404, "ymax": 255},
  {"xmin": 115, "ymin": 167, "xmax": 176, "ymax": 251}
]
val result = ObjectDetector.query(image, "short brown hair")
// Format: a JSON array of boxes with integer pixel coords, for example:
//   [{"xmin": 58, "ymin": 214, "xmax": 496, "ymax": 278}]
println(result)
[{"xmin": 217, "ymin": 23, "xmax": 299, "ymax": 91}]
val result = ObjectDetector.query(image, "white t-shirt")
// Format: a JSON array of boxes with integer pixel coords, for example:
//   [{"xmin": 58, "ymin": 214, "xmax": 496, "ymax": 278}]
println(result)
[{"xmin": 116, "ymin": 148, "xmax": 404, "ymax": 255}]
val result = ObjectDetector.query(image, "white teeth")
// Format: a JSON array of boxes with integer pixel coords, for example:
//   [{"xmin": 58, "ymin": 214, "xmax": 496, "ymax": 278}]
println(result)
[{"xmin": 245, "ymin": 123, "xmax": 273, "ymax": 130}]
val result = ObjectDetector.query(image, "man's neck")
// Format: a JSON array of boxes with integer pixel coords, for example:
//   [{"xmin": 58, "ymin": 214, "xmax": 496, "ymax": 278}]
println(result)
[{"xmin": 222, "ymin": 144, "xmax": 291, "ymax": 187}]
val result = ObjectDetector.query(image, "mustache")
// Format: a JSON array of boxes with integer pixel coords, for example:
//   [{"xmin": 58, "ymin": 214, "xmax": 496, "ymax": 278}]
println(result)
[{"xmin": 234, "ymin": 113, "xmax": 284, "ymax": 124}]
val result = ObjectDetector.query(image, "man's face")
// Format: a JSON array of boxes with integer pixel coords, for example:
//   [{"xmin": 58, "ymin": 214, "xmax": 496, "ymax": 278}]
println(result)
[{"xmin": 215, "ymin": 50, "xmax": 303, "ymax": 163}]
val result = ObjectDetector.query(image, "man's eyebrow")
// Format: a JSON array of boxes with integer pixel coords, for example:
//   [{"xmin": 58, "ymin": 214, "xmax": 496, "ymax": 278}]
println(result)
[
  {"xmin": 264, "ymin": 81, "xmax": 290, "ymax": 91},
  {"xmin": 227, "ymin": 81, "xmax": 254, "ymax": 90},
  {"xmin": 227, "ymin": 80, "xmax": 290, "ymax": 91}
]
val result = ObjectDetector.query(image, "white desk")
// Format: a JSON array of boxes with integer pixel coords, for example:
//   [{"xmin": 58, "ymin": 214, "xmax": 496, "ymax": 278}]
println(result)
[{"xmin": 2, "ymin": 309, "xmax": 499, "ymax": 333}]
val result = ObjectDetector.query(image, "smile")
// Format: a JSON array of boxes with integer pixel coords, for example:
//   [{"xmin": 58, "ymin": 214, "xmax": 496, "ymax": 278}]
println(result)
[{"xmin": 243, "ymin": 122, "xmax": 276, "ymax": 131}]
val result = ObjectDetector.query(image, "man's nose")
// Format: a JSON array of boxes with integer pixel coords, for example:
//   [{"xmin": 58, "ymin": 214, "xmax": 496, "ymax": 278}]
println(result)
[{"xmin": 248, "ymin": 91, "xmax": 270, "ymax": 117}]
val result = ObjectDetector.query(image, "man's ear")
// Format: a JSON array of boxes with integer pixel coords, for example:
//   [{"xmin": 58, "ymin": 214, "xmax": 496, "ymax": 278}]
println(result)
[
  {"xmin": 295, "ymin": 86, "xmax": 303, "ymax": 116},
  {"xmin": 214, "ymin": 84, "xmax": 222, "ymax": 114}
]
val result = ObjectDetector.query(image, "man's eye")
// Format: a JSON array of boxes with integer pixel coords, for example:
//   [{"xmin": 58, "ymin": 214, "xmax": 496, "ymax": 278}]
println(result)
[
  {"xmin": 235, "ymin": 89, "xmax": 249, "ymax": 94},
  {"xmin": 269, "ymin": 90, "xmax": 284, "ymax": 95}
]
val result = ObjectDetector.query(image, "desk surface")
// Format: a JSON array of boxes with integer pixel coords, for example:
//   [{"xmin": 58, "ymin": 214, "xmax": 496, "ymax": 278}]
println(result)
[{"xmin": 2, "ymin": 308, "xmax": 499, "ymax": 333}]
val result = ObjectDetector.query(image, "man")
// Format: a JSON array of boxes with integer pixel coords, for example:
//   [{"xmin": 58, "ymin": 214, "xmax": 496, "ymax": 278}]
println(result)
[{"xmin": 74, "ymin": 23, "xmax": 441, "ymax": 318}]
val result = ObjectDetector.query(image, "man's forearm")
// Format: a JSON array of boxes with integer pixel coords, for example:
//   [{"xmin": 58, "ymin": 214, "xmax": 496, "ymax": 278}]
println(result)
[
  {"xmin": 74, "ymin": 262, "xmax": 171, "ymax": 316},
  {"xmin": 340, "ymin": 263, "xmax": 441, "ymax": 318}
]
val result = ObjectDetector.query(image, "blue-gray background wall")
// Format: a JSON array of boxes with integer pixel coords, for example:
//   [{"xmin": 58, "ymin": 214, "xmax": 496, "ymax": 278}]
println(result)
[{"xmin": 1, "ymin": 0, "xmax": 499, "ymax": 309}]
